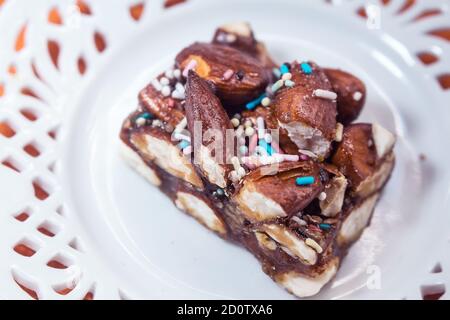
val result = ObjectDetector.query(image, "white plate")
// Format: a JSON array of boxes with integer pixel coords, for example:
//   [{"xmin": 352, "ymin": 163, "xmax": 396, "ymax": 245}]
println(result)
[{"xmin": 0, "ymin": 0, "xmax": 449, "ymax": 299}]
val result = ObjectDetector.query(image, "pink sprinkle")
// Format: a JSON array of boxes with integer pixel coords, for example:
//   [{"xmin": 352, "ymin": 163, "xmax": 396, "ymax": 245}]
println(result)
[
  {"xmin": 223, "ymin": 69, "xmax": 234, "ymax": 81},
  {"xmin": 182, "ymin": 60, "xmax": 197, "ymax": 77},
  {"xmin": 300, "ymin": 154, "xmax": 309, "ymax": 161},
  {"xmin": 270, "ymin": 139, "xmax": 284, "ymax": 154},
  {"xmin": 249, "ymin": 134, "xmax": 258, "ymax": 155},
  {"xmin": 168, "ymin": 98, "xmax": 175, "ymax": 107},
  {"xmin": 183, "ymin": 146, "xmax": 192, "ymax": 155}
]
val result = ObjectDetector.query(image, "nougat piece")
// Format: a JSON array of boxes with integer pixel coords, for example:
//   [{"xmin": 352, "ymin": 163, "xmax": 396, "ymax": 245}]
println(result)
[{"xmin": 332, "ymin": 123, "xmax": 395, "ymax": 198}]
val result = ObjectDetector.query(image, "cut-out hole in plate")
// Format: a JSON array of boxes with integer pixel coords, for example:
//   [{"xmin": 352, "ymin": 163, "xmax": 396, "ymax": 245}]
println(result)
[
  {"xmin": 94, "ymin": 31, "xmax": 107, "ymax": 53},
  {"xmin": 37, "ymin": 220, "xmax": 60, "ymax": 237},
  {"xmin": 77, "ymin": 56, "xmax": 87, "ymax": 75},
  {"xmin": 83, "ymin": 284, "xmax": 96, "ymax": 300},
  {"xmin": 13, "ymin": 238, "xmax": 40, "ymax": 257},
  {"xmin": 13, "ymin": 209, "xmax": 32, "ymax": 222},
  {"xmin": 431, "ymin": 262, "xmax": 443, "ymax": 274},
  {"xmin": 130, "ymin": 2, "xmax": 144, "ymax": 21},
  {"xmin": 21, "ymin": 87, "xmax": 42, "ymax": 100},
  {"xmin": 47, "ymin": 253, "xmax": 73, "ymax": 269},
  {"xmin": 48, "ymin": 7, "xmax": 63, "ymax": 25},
  {"xmin": 0, "ymin": 120, "xmax": 16, "ymax": 138},
  {"xmin": 15, "ymin": 23, "xmax": 27, "ymax": 52},
  {"xmin": 48, "ymin": 127, "xmax": 58, "ymax": 140},
  {"xmin": 47, "ymin": 40, "xmax": 60, "ymax": 69},
  {"xmin": 32, "ymin": 178, "xmax": 51, "ymax": 201},
  {"xmin": 11, "ymin": 269, "xmax": 39, "ymax": 300},
  {"xmin": 76, "ymin": 0, "xmax": 92, "ymax": 15},
  {"xmin": 23, "ymin": 141, "xmax": 41, "ymax": 158},
  {"xmin": 437, "ymin": 74, "xmax": 450, "ymax": 90},
  {"xmin": 164, "ymin": 0, "xmax": 186, "ymax": 8},
  {"xmin": 52, "ymin": 275, "xmax": 80, "ymax": 295},
  {"xmin": 417, "ymin": 51, "xmax": 439, "ymax": 65},
  {"xmin": 20, "ymin": 108, "xmax": 39, "ymax": 122},
  {"xmin": 421, "ymin": 283, "xmax": 446, "ymax": 300},
  {"xmin": 68, "ymin": 237, "xmax": 84, "ymax": 252},
  {"xmin": 1, "ymin": 157, "xmax": 23, "ymax": 172}
]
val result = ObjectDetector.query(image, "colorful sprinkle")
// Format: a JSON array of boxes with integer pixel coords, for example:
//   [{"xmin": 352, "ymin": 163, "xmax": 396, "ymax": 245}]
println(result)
[
  {"xmin": 295, "ymin": 176, "xmax": 315, "ymax": 186},
  {"xmin": 239, "ymin": 145, "xmax": 248, "ymax": 156},
  {"xmin": 249, "ymin": 133, "xmax": 258, "ymax": 153},
  {"xmin": 245, "ymin": 126, "xmax": 255, "ymax": 137},
  {"xmin": 172, "ymin": 90, "xmax": 185, "ymax": 100},
  {"xmin": 246, "ymin": 94, "xmax": 266, "ymax": 110},
  {"xmin": 151, "ymin": 79, "xmax": 162, "ymax": 91},
  {"xmin": 256, "ymin": 116, "xmax": 265, "ymax": 138},
  {"xmin": 140, "ymin": 112, "xmax": 153, "ymax": 120},
  {"xmin": 231, "ymin": 118, "xmax": 240, "ymax": 127},
  {"xmin": 173, "ymin": 132, "xmax": 191, "ymax": 142},
  {"xmin": 223, "ymin": 69, "xmax": 234, "ymax": 81},
  {"xmin": 313, "ymin": 89, "xmax": 337, "ymax": 100},
  {"xmin": 272, "ymin": 68, "xmax": 281, "ymax": 78},
  {"xmin": 280, "ymin": 64, "xmax": 289, "ymax": 75},
  {"xmin": 353, "ymin": 91, "xmax": 363, "ymax": 101},
  {"xmin": 259, "ymin": 139, "xmax": 274, "ymax": 156},
  {"xmin": 318, "ymin": 192, "xmax": 327, "ymax": 201},
  {"xmin": 178, "ymin": 140, "xmax": 190, "ymax": 149},
  {"xmin": 335, "ymin": 122, "xmax": 344, "ymax": 142},
  {"xmin": 271, "ymin": 79, "xmax": 284, "ymax": 93},
  {"xmin": 270, "ymin": 139, "xmax": 283, "ymax": 154},
  {"xmin": 319, "ymin": 223, "xmax": 331, "ymax": 231},
  {"xmin": 161, "ymin": 85, "xmax": 171, "ymax": 97},
  {"xmin": 301, "ymin": 62, "xmax": 313, "ymax": 75},
  {"xmin": 160, "ymin": 77, "xmax": 170, "ymax": 86},
  {"xmin": 183, "ymin": 146, "xmax": 192, "ymax": 155},
  {"xmin": 164, "ymin": 69, "xmax": 174, "ymax": 79},
  {"xmin": 173, "ymin": 69, "xmax": 181, "ymax": 79},
  {"xmin": 284, "ymin": 79, "xmax": 295, "ymax": 87},
  {"xmin": 135, "ymin": 117, "xmax": 147, "ymax": 127}
]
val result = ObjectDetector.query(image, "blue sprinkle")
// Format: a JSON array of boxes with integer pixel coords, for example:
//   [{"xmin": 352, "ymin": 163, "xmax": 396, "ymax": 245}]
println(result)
[
  {"xmin": 280, "ymin": 64, "xmax": 289, "ymax": 75},
  {"xmin": 178, "ymin": 140, "xmax": 190, "ymax": 150},
  {"xmin": 259, "ymin": 139, "xmax": 273, "ymax": 156},
  {"xmin": 319, "ymin": 223, "xmax": 331, "ymax": 231},
  {"xmin": 284, "ymin": 80, "xmax": 295, "ymax": 87},
  {"xmin": 301, "ymin": 62, "xmax": 313, "ymax": 75},
  {"xmin": 245, "ymin": 93, "xmax": 266, "ymax": 110},
  {"xmin": 140, "ymin": 112, "xmax": 153, "ymax": 119},
  {"xmin": 295, "ymin": 176, "xmax": 315, "ymax": 186},
  {"xmin": 272, "ymin": 68, "xmax": 281, "ymax": 78}
]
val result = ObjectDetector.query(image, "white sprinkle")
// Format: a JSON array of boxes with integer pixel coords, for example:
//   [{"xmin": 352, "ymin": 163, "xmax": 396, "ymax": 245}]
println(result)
[
  {"xmin": 171, "ymin": 90, "xmax": 185, "ymax": 100},
  {"xmin": 230, "ymin": 170, "xmax": 240, "ymax": 183},
  {"xmin": 231, "ymin": 156, "xmax": 241, "ymax": 172},
  {"xmin": 233, "ymin": 113, "xmax": 242, "ymax": 120},
  {"xmin": 165, "ymin": 69, "xmax": 174, "ymax": 79},
  {"xmin": 136, "ymin": 117, "xmax": 146, "ymax": 127},
  {"xmin": 313, "ymin": 89, "xmax": 337, "ymax": 100},
  {"xmin": 237, "ymin": 167, "xmax": 246, "ymax": 177},
  {"xmin": 261, "ymin": 97, "xmax": 271, "ymax": 107},
  {"xmin": 160, "ymin": 77, "xmax": 170, "ymax": 86},
  {"xmin": 183, "ymin": 146, "xmax": 192, "ymax": 155},
  {"xmin": 257, "ymin": 117, "xmax": 265, "ymax": 138},
  {"xmin": 173, "ymin": 69, "xmax": 181, "ymax": 79},
  {"xmin": 305, "ymin": 238, "xmax": 323, "ymax": 254},
  {"xmin": 244, "ymin": 120, "xmax": 253, "ymax": 128},
  {"xmin": 226, "ymin": 34, "xmax": 237, "ymax": 43},
  {"xmin": 264, "ymin": 133, "xmax": 272, "ymax": 143},
  {"xmin": 239, "ymin": 137, "xmax": 246, "ymax": 145},
  {"xmin": 161, "ymin": 86, "xmax": 171, "ymax": 97},
  {"xmin": 231, "ymin": 118, "xmax": 240, "ymax": 128},
  {"xmin": 152, "ymin": 119, "xmax": 162, "ymax": 127},
  {"xmin": 175, "ymin": 82, "xmax": 185, "ymax": 93},
  {"xmin": 239, "ymin": 145, "xmax": 248, "ymax": 155},
  {"xmin": 353, "ymin": 91, "xmax": 363, "ymax": 101},
  {"xmin": 335, "ymin": 122, "xmax": 344, "ymax": 142},
  {"xmin": 281, "ymin": 72, "xmax": 292, "ymax": 81},
  {"xmin": 274, "ymin": 154, "xmax": 299, "ymax": 162},
  {"xmin": 182, "ymin": 59, "xmax": 197, "ymax": 77},
  {"xmin": 284, "ymin": 80, "xmax": 295, "ymax": 87},
  {"xmin": 299, "ymin": 149, "xmax": 318, "ymax": 159},
  {"xmin": 291, "ymin": 216, "xmax": 307, "ymax": 226},
  {"xmin": 173, "ymin": 132, "xmax": 191, "ymax": 142},
  {"xmin": 318, "ymin": 192, "xmax": 327, "ymax": 201},
  {"xmin": 151, "ymin": 79, "xmax": 162, "ymax": 91},
  {"xmin": 245, "ymin": 127, "xmax": 255, "ymax": 137}
]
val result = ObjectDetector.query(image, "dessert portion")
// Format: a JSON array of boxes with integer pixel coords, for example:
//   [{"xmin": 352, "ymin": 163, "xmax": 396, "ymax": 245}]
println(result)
[{"xmin": 119, "ymin": 23, "xmax": 396, "ymax": 298}]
